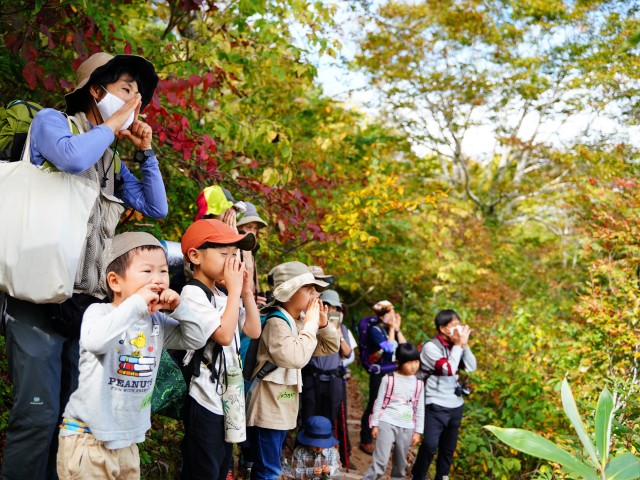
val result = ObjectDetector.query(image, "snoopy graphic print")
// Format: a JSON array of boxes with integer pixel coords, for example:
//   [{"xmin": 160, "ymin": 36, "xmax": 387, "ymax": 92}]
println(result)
[
  {"xmin": 107, "ymin": 318, "xmax": 161, "ymax": 406},
  {"xmin": 58, "ymin": 292, "xmax": 213, "ymax": 451}
]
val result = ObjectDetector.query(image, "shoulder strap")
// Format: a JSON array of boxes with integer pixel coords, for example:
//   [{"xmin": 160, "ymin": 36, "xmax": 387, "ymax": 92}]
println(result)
[
  {"xmin": 185, "ymin": 278, "xmax": 215, "ymax": 303},
  {"xmin": 380, "ymin": 372, "xmax": 395, "ymax": 414},
  {"xmin": 184, "ymin": 279, "xmax": 220, "ymax": 380},
  {"xmin": 262, "ymin": 308, "xmax": 293, "ymax": 331},
  {"xmin": 41, "ymin": 114, "xmax": 121, "ymax": 174},
  {"xmin": 245, "ymin": 311, "xmax": 294, "ymax": 402},
  {"xmin": 412, "ymin": 377, "xmax": 423, "ymax": 426}
]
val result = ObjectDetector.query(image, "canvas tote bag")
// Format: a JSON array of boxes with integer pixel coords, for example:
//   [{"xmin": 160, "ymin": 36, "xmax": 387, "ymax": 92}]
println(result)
[{"xmin": 0, "ymin": 122, "xmax": 99, "ymax": 303}]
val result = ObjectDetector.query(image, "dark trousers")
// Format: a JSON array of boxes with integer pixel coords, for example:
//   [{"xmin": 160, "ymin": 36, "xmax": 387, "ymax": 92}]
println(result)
[
  {"xmin": 411, "ymin": 404, "xmax": 464, "ymax": 480},
  {"xmin": 360, "ymin": 372, "xmax": 384, "ymax": 444},
  {"xmin": 181, "ymin": 396, "xmax": 233, "ymax": 480},
  {"xmin": 300, "ymin": 369, "xmax": 344, "ymax": 425},
  {"xmin": 2, "ymin": 297, "xmax": 79, "ymax": 480},
  {"xmin": 248, "ymin": 426, "xmax": 287, "ymax": 480}
]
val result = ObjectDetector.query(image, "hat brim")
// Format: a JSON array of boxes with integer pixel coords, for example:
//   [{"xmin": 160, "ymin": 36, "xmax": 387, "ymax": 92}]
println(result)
[
  {"xmin": 273, "ymin": 278, "xmax": 329, "ymax": 303},
  {"xmin": 296, "ymin": 430, "xmax": 338, "ymax": 449},
  {"xmin": 65, "ymin": 55, "xmax": 159, "ymax": 115},
  {"xmin": 322, "ymin": 299, "xmax": 342, "ymax": 308},
  {"xmin": 263, "ymin": 275, "xmax": 329, "ymax": 308},
  {"xmin": 201, "ymin": 232, "xmax": 256, "ymax": 252},
  {"xmin": 237, "ymin": 215, "xmax": 268, "ymax": 228}
]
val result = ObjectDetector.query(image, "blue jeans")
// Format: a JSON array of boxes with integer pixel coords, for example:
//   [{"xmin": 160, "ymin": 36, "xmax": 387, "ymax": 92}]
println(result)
[{"xmin": 248, "ymin": 427, "xmax": 287, "ymax": 480}]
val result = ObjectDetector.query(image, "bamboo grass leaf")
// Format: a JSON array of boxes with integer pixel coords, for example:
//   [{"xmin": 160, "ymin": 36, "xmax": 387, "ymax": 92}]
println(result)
[
  {"xmin": 561, "ymin": 378, "xmax": 600, "ymax": 469},
  {"xmin": 595, "ymin": 387, "xmax": 614, "ymax": 467},
  {"xmin": 485, "ymin": 426, "xmax": 599, "ymax": 480}
]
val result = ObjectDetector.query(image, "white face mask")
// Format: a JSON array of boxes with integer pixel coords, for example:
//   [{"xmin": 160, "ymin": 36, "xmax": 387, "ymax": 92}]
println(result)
[{"xmin": 96, "ymin": 87, "xmax": 135, "ymax": 131}]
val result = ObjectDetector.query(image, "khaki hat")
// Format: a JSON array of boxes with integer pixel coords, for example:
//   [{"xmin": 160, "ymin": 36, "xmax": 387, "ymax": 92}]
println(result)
[
  {"xmin": 320, "ymin": 289, "xmax": 341, "ymax": 308},
  {"xmin": 65, "ymin": 52, "xmax": 159, "ymax": 115},
  {"xmin": 181, "ymin": 219, "xmax": 256, "ymax": 255},
  {"xmin": 237, "ymin": 202, "xmax": 268, "ymax": 229},
  {"xmin": 309, "ymin": 265, "xmax": 334, "ymax": 286},
  {"xmin": 268, "ymin": 261, "xmax": 329, "ymax": 303},
  {"xmin": 105, "ymin": 232, "xmax": 163, "ymax": 268}
]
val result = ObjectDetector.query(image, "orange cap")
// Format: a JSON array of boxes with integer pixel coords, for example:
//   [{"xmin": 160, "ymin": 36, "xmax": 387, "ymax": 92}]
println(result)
[{"xmin": 181, "ymin": 219, "xmax": 256, "ymax": 255}]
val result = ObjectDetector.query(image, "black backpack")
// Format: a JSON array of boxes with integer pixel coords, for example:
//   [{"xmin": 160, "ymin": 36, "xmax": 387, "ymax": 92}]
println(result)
[{"xmin": 168, "ymin": 279, "xmax": 226, "ymax": 391}]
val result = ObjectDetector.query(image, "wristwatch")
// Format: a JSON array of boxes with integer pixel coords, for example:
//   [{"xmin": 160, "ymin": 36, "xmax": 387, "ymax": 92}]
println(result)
[{"xmin": 133, "ymin": 149, "xmax": 154, "ymax": 163}]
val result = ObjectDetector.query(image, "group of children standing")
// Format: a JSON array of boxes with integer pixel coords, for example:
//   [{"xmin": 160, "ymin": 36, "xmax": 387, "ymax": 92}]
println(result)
[
  {"xmin": 54, "ymin": 197, "xmax": 347, "ymax": 480},
  {"xmin": 54, "ymin": 204, "xmax": 476, "ymax": 480}
]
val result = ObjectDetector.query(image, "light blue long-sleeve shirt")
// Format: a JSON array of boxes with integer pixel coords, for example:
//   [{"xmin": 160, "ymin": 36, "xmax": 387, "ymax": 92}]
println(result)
[{"xmin": 29, "ymin": 108, "xmax": 168, "ymax": 218}]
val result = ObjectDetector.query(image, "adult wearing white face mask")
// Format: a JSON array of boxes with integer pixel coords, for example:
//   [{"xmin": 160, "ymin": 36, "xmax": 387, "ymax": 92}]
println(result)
[{"xmin": 2, "ymin": 52, "xmax": 167, "ymax": 480}]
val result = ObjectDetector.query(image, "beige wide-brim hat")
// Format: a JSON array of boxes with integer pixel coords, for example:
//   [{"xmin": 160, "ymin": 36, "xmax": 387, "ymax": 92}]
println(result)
[
  {"xmin": 266, "ymin": 261, "xmax": 329, "ymax": 305},
  {"xmin": 65, "ymin": 52, "xmax": 159, "ymax": 115}
]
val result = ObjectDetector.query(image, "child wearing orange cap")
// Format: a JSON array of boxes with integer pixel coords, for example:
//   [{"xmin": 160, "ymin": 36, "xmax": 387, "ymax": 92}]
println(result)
[{"xmin": 179, "ymin": 219, "xmax": 261, "ymax": 480}]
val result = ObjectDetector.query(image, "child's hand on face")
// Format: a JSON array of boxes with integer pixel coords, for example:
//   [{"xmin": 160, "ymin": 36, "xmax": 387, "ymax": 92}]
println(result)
[
  {"xmin": 137, "ymin": 283, "xmax": 162, "ymax": 313},
  {"xmin": 241, "ymin": 255, "xmax": 254, "ymax": 296},
  {"xmin": 156, "ymin": 288, "xmax": 181, "ymax": 312},
  {"xmin": 223, "ymin": 255, "xmax": 245, "ymax": 296},
  {"xmin": 318, "ymin": 302, "xmax": 329, "ymax": 328},
  {"xmin": 412, "ymin": 432, "xmax": 421, "ymax": 446},
  {"xmin": 243, "ymin": 250, "xmax": 255, "ymax": 276},
  {"xmin": 371, "ymin": 426, "xmax": 378, "ymax": 439},
  {"xmin": 222, "ymin": 208, "xmax": 238, "ymax": 233},
  {"xmin": 304, "ymin": 297, "xmax": 320, "ymax": 325}
]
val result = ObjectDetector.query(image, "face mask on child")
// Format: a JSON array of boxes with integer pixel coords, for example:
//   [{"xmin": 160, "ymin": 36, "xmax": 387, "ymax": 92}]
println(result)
[{"xmin": 96, "ymin": 86, "xmax": 135, "ymax": 131}]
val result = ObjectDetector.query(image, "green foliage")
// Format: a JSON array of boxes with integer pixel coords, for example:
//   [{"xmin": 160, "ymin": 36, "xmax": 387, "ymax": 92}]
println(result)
[
  {"xmin": 1, "ymin": 2, "xmax": 640, "ymax": 478},
  {"xmin": 487, "ymin": 379, "xmax": 640, "ymax": 479}
]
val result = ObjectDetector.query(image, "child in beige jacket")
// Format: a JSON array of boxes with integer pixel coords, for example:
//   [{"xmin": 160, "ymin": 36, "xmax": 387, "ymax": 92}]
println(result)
[{"xmin": 245, "ymin": 261, "xmax": 340, "ymax": 480}]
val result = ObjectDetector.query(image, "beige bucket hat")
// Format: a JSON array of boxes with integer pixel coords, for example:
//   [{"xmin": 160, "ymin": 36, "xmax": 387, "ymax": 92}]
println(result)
[{"xmin": 267, "ymin": 261, "xmax": 329, "ymax": 304}]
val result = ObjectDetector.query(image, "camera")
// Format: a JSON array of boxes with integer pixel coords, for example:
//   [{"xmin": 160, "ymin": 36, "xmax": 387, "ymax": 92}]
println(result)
[{"xmin": 454, "ymin": 382, "xmax": 472, "ymax": 397}]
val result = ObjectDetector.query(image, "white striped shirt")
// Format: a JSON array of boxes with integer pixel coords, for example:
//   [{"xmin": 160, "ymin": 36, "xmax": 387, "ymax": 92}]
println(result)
[{"xmin": 370, "ymin": 373, "xmax": 425, "ymax": 434}]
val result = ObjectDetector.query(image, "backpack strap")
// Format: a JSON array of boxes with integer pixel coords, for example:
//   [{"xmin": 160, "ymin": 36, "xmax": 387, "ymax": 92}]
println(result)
[
  {"xmin": 250, "ymin": 309, "xmax": 292, "ymax": 381},
  {"xmin": 369, "ymin": 372, "xmax": 395, "ymax": 428},
  {"xmin": 412, "ymin": 377, "xmax": 424, "ymax": 427},
  {"xmin": 419, "ymin": 337, "xmax": 440, "ymax": 379},
  {"xmin": 183, "ymin": 279, "xmax": 223, "ymax": 383},
  {"xmin": 244, "ymin": 309, "xmax": 293, "ymax": 409},
  {"xmin": 379, "ymin": 372, "xmax": 395, "ymax": 415}
]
